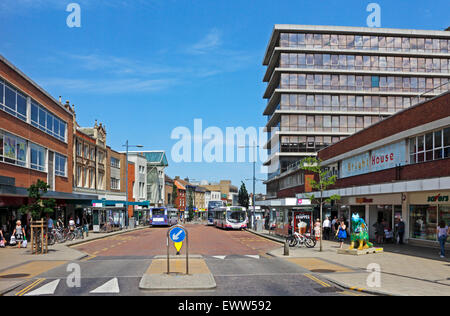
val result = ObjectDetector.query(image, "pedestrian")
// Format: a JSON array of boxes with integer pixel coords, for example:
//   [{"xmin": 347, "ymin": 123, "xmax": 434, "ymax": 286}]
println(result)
[
  {"xmin": 56, "ymin": 217, "xmax": 64, "ymax": 229},
  {"xmin": 331, "ymin": 216, "xmax": 337, "ymax": 235},
  {"xmin": 47, "ymin": 214, "xmax": 54, "ymax": 232},
  {"xmin": 373, "ymin": 220, "xmax": 385, "ymax": 244},
  {"xmin": 0, "ymin": 229, "xmax": 4, "ymax": 248},
  {"xmin": 397, "ymin": 218, "xmax": 405, "ymax": 244},
  {"xmin": 12, "ymin": 220, "xmax": 24, "ymax": 249},
  {"xmin": 336, "ymin": 221, "xmax": 347, "ymax": 249},
  {"xmin": 69, "ymin": 217, "xmax": 76, "ymax": 232},
  {"xmin": 82, "ymin": 215, "xmax": 89, "ymax": 237},
  {"xmin": 314, "ymin": 219, "xmax": 321, "ymax": 241},
  {"xmin": 437, "ymin": 220, "xmax": 449, "ymax": 258},
  {"xmin": 323, "ymin": 217, "xmax": 331, "ymax": 240}
]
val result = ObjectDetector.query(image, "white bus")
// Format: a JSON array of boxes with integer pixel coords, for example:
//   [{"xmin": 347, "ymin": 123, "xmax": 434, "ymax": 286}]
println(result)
[{"xmin": 214, "ymin": 206, "xmax": 248, "ymax": 230}]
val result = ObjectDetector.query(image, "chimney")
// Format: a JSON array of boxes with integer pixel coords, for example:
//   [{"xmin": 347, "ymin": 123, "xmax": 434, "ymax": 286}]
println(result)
[{"xmin": 59, "ymin": 96, "xmax": 62, "ymax": 103}]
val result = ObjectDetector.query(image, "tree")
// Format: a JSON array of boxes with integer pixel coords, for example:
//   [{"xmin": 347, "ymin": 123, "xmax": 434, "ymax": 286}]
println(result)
[
  {"xmin": 19, "ymin": 180, "xmax": 56, "ymax": 221},
  {"xmin": 187, "ymin": 189, "xmax": 194, "ymax": 222},
  {"xmin": 238, "ymin": 182, "xmax": 249, "ymax": 209},
  {"xmin": 300, "ymin": 157, "xmax": 340, "ymax": 252},
  {"xmin": 171, "ymin": 183, "xmax": 178, "ymax": 207}
]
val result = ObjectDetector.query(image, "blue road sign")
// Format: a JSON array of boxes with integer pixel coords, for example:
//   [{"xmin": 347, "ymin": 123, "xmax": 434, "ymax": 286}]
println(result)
[{"xmin": 169, "ymin": 227, "xmax": 186, "ymax": 243}]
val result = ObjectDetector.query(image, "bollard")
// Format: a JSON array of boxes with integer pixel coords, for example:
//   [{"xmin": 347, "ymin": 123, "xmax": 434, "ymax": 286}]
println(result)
[{"xmin": 284, "ymin": 239, "xmax": 290, "ymax": 256}]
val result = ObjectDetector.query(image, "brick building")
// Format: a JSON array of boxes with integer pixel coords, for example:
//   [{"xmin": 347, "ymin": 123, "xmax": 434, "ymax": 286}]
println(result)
[
  {"xmin": 258, "ymin": 92, "xmax": 449, "ymax": 250},
  {"xmin": 0, "ymin": 55, "xmax": 93, "ymax": 232}
]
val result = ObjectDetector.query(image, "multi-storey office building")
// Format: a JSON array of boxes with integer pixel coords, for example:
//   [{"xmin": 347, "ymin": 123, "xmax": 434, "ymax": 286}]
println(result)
[{"xmin": 263, "ymin": 25, "xmax": 450, "ymax": 198}]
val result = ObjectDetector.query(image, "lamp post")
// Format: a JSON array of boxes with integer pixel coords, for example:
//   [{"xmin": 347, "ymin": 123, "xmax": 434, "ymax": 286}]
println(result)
[
  {"xmin": 239, "ymin": 142, "xmax": 259, "ymax": 229},
  {"xmin": 122, "ymin": 141, "xmax": 143, "ymax": 229}
]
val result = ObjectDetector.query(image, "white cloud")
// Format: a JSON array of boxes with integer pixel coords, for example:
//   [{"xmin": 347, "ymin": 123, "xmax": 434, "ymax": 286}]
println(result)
[{"xmin": 187, "ymin": 28, "xmax": 222, "ymax": 55}]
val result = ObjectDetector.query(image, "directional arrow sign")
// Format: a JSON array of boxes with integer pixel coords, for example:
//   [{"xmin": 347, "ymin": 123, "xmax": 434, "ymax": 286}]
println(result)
[{"xmin": 169, "ymin": 227, "xmax": 186, "ymax": 243}]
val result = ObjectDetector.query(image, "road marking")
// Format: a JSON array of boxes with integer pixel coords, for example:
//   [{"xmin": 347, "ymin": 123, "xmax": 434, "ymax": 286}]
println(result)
[
  {"xmin": 81, "ymin": 255, "xmax": 97, "ymax": 262},
  {"xmin": 350, "ymin": 286, "xmax": 366, "ymax": 292},
  {"xmin": 15, "ymin": 278, "xmax": 45, "ymax": 296},
  {"xmin": 245, "ymin": 255, "xmax": 260, "ymax": 259},
  {"xmin": 90, "ymin": 278, "xmax": 120, "ymax": 294},
  {"xmin": 304, "ymin": 273, "xmax": 331, "ymax": 288},
  {"xmin": 212, "ymin": 256, "xmax": 226, "ymax": 260},
  {"xmin": 25, "ymin": 279, "xmax": 60, "ymax": 296}
]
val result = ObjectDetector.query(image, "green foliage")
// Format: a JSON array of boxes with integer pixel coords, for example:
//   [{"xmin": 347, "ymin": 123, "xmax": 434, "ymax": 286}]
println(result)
[
  {"xmin": 19, "ymin": 180, "xmax": 56, "ymax": 220},
  {"xmin": 171, "ymin": 183, "xmax": 178, "ymax": 206},
  {"xmin": 238, "ymin": 182, "xmax": 249, "ymax": 208},
  {"xmin": 187, "ymin": 189, "xmax": 194, "ymax": 221},
  {"xmin": 300, "ymin": 157, "xmax": 341, "ymax": 206}
]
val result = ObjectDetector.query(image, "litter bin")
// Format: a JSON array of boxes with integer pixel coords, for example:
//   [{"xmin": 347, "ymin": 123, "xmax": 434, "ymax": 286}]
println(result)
[{"xmin": 129, "ymin": 218, "xmax": 135, "ymax": 229}]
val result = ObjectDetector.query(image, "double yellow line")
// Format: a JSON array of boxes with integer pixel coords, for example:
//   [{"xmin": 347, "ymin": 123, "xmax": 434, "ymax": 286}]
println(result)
[
  {"xmin": 15, "ymin": 278, "xmax": 45, "ymax": 296},
  {"xmin": 304, "ymin": 273, "xmax": 331, "ymax": 287}
]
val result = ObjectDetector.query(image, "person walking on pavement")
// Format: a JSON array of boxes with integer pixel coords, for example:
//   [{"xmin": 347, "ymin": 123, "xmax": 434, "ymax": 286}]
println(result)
[
  {"xmin": 331, "ymin": 216, "xmax": 337, "ymax": 236},
  {"xmin": 323, "ymin": 217, "xmax": 331, "ymax": 240},
  {"xmin": 437, "ymin": 220, "xmax": 449, "ymax": 258},
  {"xmin": 336, "ymin": 221, "xmax": 347, "ymax": 249},
  {"xmin": 397, "ymin": 218, "xmax": 405, "ymax": 244},
  {"xmin": 82, "ymin": 215, "xmax": 89, "ymax": 238},
  {"xmin": 12, "ymin": 220, "xmax": 24, "ymax": 249},
  {"xmin": 314, "ymin": 219, "xmax": 321, "ymax": 241}
]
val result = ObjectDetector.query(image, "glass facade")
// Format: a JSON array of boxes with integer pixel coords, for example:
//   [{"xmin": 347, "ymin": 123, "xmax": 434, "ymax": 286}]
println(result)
[
  {"xmin": 1, "ymin": 77, "xmax": 67, "ymax": 143},
  {"xmin": 280, "ymin": 53, "xmax": 450, "ymax": 73},
  {"xmin": 264, "ymin": 29, "xmax": 450, "ymax": 182},
  {"xmin": 279, "ymin": 73, "xmax": 449, "ymax": 93},
  {"xmin": 279, "ymin": 32, "xmax": 450, "ymax": 53},
  {"xmin": 279, "ymin": 93, "xmax": 421, "ymax": 113}
]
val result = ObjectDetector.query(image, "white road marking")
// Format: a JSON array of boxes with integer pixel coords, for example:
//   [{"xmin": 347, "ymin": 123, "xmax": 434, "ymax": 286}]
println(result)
[
  {"xmin": 212, "ymin": 256, "xmax": 226, "ymax": 260},
  {"xmin": 26, "ymin": 279, "xmax": 60, "ymax": 296},
  {"xmin": 245, "ymin": 255, "xmax": 260, "ymax": 259},
  {"xmin": 90, "ymin": 278, "xmax": 120, "ymax": 294}
]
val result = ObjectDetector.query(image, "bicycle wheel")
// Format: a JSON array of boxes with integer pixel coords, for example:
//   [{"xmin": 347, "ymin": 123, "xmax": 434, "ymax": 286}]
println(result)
[
  {"xmin": 305, "ymin": 237, "xmax": 316, "ymax": 248},
  {"xmin": 67, "ymin": 232, "xmax": 75, "ymax": 241},
  {"xmin": 47, "ymin": 233, "xmax": 56, "ymax": 246},
  {"xmin": 287, "ymin": 236, "xmax": 298, "ymax": 247}
]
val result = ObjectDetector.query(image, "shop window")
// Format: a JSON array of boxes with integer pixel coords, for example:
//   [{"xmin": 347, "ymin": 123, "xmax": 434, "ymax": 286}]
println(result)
[{"xmin": 410, "ymin": 205, "xmax": 437, "ymax": 241}]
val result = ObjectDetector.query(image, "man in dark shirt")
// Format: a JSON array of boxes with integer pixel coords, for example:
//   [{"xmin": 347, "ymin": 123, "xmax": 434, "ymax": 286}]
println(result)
[{"xmin": 397, "ymin": 218, "xmax": 405, "ymax": 244}]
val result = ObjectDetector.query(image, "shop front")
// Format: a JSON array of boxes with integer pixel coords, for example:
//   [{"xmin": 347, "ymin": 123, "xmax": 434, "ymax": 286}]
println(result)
[
  {"xmin": 271, "ymin": 198, "xmax": 317, "ymax": 237},
  {"xmin": 408, "ymin": 191, "xmax": 450, "ymax": 248},
  {"xmin": 336, "ymin": 194, "xmax": 403, "ymax": 241}
]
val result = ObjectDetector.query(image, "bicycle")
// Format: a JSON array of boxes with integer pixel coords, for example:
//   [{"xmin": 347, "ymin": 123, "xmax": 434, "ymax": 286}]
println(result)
[
  {"xmin": 286, "ymin": 231, "xmax": 316, "ymax": 248},
  {"xmin": 73, "ymin": 226, "xmax": 84, "ymax": 239}
]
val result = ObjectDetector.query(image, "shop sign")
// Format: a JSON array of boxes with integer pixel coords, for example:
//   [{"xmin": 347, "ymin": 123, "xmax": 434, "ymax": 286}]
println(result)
[
  {"xmin": 297, "ymin": 199, "xmax": 311, "ymax": 206},
  {"xmin": 356, "ymin": 198, "xmax": 373, "ymax": 204},
  {"xmin": 427, "ymin": 194, "xmax": 449, "ymax": 203},
  {"xmin": 93, "ymin": 203, "xmax": 103, "ymax": 207},
  {"xmin": 340, "ymin": 140, "xmax": 406, "ymax": 178}
]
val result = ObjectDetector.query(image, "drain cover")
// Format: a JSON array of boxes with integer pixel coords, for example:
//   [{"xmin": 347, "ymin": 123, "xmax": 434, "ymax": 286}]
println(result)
[
  {"xmin": 315, "ymin": 287, "xmax": 343, "ymax": 293},
  {"xmin": 311, "ymin": 269, "xmax": 337, "ymax": 273},
  {"xmin": 0, "ymin": 274, "xmax": 30, "ymax": 279}
]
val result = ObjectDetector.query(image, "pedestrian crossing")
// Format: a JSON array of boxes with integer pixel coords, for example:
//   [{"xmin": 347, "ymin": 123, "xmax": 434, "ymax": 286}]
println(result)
[{"xmin": 20, "ymin": 277, "xmax": 122, "ymax": 296}]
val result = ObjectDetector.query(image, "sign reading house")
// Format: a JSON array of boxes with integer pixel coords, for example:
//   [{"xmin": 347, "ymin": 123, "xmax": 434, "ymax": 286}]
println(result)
[{"xmin": 340, "ymin": 140, "xmax": 406, "ymax": 178}]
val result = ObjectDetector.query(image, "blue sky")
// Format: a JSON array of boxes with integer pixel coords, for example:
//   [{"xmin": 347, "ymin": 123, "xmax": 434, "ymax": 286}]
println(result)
[{"xmin": 0, "ymin": 0, "xmax": 449, "ymax": 194}]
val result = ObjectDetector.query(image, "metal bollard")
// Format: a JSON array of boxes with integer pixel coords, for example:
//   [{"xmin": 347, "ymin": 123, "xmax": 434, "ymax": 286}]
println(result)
[{"xmin": 284, "ymin": 239, "xmax": 290, "ymax": 256}]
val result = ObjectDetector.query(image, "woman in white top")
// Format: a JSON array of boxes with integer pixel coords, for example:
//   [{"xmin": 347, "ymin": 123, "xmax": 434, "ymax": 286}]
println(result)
[
  {"xmin": 12, "ymin": 220, "xmax": 24, "ymax": 249},
  {"xmin": 437, "ymin": 220, "xmax": 449, "ymax": 258}
]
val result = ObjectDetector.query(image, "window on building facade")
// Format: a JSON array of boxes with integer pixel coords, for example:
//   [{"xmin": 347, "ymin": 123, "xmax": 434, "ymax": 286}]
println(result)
[
  {"xmin": 55, "ymin": 153, "xmax": 67, "ymax": 177},
  {"xmin": 0, "ymin": 80, "xmax": 27, "ymax": 122},
  {"xmin": 30, "ymin": 100, "xmax": 66, "ymax": 142},
  {"xmin": 0, "ymin": 130, "xmax": 27, "ymax": 167},
  {"xmin": 111, "ymin": 178, "xmax": 120, "ymax": 190},
  {"xmin": 409, "ymin": 127, "xmax": 450, "ymax": 163},
  {"xmin": 111, "ymin": 157, "xmax": 120, "ymax": 168},
  {"xmin": 30, "ymin": 143, "xmax": 46, "ymax": 172}
]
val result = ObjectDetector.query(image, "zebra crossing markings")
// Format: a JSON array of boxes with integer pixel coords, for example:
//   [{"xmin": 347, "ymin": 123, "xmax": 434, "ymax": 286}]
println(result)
[{"xmin": 18, "ymin": 278, "xmax": 121, "ymax": 296}]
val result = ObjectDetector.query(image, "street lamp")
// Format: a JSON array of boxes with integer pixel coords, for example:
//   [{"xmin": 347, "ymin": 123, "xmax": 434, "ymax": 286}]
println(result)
[
  {"xmin": 239, "ymin": 142, "xmax": 259, "ymax": 229},
  {"xmin": 122, "ymin": 141, "xmax": 144, "ymax": 229}
]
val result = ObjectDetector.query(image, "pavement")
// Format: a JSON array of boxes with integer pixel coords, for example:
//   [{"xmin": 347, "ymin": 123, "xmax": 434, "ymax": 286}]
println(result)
[
  {"xmin": 247, "ymin": 228, "xmax": 450, "ymax": 296},
  {"xmin": 0, "ymin": 225, "xmax": 148, "ymax": 295}
]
